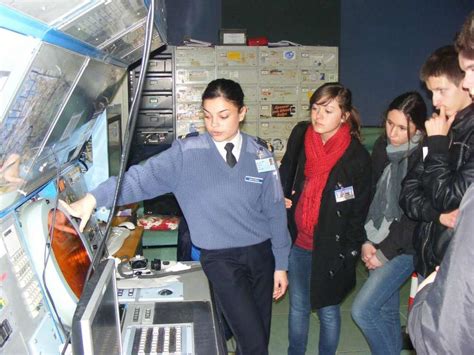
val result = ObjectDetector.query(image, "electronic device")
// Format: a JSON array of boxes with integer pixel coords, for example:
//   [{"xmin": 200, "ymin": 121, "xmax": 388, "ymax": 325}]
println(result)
[
  {"xmin": 0, "ymin": 2, "xmax": 169, "ymax": 353},
  {"xmin": 121, "ymin": 303, "xmax": 195, "ymax": 355},
  {"xmin": 130, "ymin": 255, "xmax": 148, "ymax": 270},
  {"xmin": 122, "ymin": 323, "xmax": 194, "ymax": 355},
  {"xmin": 0, "ymin": 214, "xmax": 62, "ymax": 354},
  {"xmin": 150, "ymin": 258, "xmax": 162, "ymax": 271},
  {"xmin": 121, "ymin": 301, "xmax": 219, "ymax": 355},
  {"xmin": 117, "ymin": 281, "xmax": 184, "ymax": 303},
  {"xmin": 117, "ymin": 221, "xmax": 136, "ymax": 231},
  {"xmin": 18, "ymin": 198, "xmax": 94, "ymax": 326},
  {"xmin": 71, "ymin": 259, "xmax": 122, "ymax": 355}
]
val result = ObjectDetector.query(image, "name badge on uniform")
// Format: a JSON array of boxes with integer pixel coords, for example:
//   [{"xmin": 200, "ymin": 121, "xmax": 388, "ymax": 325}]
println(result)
[
  {"xmin": 245, "ymin": 176, "xmax": 263, "ymax": 184},
  {"xmin": 334, "ymin": 186, "xmax": 355, "ymax": 203},
  {"xmin": 255, "ymin": 157, "xmax": 276, "ymax": 173}
]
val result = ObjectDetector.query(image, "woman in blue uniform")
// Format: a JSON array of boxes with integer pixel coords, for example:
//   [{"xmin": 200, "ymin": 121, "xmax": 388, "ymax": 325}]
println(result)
[{"xmin": 61, "ymin": 79, "xmax": 291, "ymax": 355}]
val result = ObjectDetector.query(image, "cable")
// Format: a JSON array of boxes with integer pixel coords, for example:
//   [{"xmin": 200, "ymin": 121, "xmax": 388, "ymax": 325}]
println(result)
[
  {"xmin": 41, "ymin": 149, "xmax": 68, "ymax": 338},
  {"xmin": 60, "ymin": 332, "xmax": 71, "ymax": 355},
  {"xmin": 85, "ymin": 0, "xmax": 157, "ymax": 281},
  {"xmin": 76, "ymin": 156, "xmax": 89, "ymax": 172}
]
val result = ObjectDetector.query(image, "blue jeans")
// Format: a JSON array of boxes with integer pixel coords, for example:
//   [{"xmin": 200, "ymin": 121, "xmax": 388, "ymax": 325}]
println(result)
[
  {"xmin": 351, "ymin": 254, "xmax": 414, "ymax": 355},
  {"xmin": 288, "ymin": 246, "xmax": 341, "ymax": 355}
]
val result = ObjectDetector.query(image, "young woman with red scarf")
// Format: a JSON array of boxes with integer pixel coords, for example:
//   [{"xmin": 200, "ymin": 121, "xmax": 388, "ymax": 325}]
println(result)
[{"xmin": 280, "ymin": 83, "xmax": 372, "ymax": 355}]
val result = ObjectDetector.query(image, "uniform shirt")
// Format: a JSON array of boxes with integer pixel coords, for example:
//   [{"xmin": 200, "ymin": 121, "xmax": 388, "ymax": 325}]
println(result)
[
  {"xmin": 91, "ymin": 132, "xmax": 291, "ymax": 270},
  {"xmin": 213, "ymin": 131, "xmax": 242, "ymax": 162}
]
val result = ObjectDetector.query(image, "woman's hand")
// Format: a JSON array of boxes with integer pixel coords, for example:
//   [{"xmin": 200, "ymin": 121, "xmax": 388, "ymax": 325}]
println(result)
[
  {"xmin": 284, "ymin": 190, "xmax": 296, "ymax": 209},
  {"xmin": 365, "ymin": 254, "xmax": 382, "ymax": 270},
  {"xmin": 361, "ymin": 243, "xmax": 376, "ymax": 263},
  {"xmin": 273, "ymin": 270, "xmax": 288, "ymax": 300},
  {"xmin": 59, "ymin": 193, "xmax": 97, "ymax": 232}
]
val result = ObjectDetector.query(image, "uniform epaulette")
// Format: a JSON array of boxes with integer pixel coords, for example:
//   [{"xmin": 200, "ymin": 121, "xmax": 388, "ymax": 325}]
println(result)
[
  {"xmin": 179, "ymin": 131, "xmax": 199, "ymax": 140},
  {"xmin": 255, "ymin": 136, "xmax": 274, "ymax": 153}
]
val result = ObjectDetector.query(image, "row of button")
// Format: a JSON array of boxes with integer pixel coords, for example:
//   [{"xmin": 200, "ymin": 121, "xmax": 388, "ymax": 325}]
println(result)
[
  {"xmin": 137, "ymin": 326, "xmax": 182, "ymax": 354},
  {"xmin": 22, "ymin": 281, "xmax": 42, "ymax": 318}
]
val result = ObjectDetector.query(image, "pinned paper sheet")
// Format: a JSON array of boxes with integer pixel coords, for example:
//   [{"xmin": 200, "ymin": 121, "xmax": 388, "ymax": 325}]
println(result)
[{"xmin": 227, "ymin": 51, "xmax": 242, "ymax": 61}]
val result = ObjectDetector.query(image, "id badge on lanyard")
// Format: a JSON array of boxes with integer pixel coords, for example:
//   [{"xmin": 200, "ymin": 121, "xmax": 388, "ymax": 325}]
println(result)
[
  {"xmin": 334, "ymin": 184, "xmax": 355, "ymax": 203},
  {"xmin": 255, "ymin": 147, "xmax": 276, "ymax": 173}
]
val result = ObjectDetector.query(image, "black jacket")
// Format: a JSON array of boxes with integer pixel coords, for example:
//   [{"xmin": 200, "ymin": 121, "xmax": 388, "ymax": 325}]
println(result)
[
  {"xmin": 280, "ymin": 121, "xmax": 371, "ymax": 309},
  {"xmin": 369, "ymin": 135, "xmax": 418, "ymax": 261},
  {"xmin": 400, "ymin": 103, "xmax": 474, "ymax": 277}
]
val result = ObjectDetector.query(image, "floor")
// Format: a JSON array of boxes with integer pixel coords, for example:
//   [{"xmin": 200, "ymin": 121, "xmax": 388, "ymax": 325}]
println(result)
[
  {"xmin": 268, "ymin": 262, "xmax": 415, "ymax": 355},
  {"xmin": 141, "ymin": 228, "xmax": 416, "ymax": 355}
]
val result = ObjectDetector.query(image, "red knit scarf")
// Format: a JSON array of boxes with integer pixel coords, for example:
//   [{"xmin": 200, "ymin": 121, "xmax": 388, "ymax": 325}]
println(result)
[{"xmin": 295, "ymin": 124, "xmax": 351, "ymax": 249}]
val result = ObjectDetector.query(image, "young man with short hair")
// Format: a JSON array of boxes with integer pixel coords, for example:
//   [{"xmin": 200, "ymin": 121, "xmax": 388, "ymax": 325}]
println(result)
[
  {"xmin": 400, "ymin": 44, "xmax": 474, "ymax": 278},
  {"xmin": 407, "ymin": 12, "xmax": 474, "ymax": 354}
]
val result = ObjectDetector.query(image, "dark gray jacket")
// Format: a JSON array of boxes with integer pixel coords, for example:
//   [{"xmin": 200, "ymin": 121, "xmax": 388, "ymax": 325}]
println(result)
[{"xmin": 408, "ymin": 183, "xmax": 474, "ymax": 354}]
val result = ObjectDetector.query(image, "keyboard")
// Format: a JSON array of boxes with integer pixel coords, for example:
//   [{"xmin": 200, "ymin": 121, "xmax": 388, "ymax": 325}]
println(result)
[{"xmin": 122, "ymin": 323, "xmax": 194, "ymax": 355}]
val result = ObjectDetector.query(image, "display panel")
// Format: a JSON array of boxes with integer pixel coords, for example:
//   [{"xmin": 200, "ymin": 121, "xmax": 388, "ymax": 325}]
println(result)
[
  {"xmin": 0, "ymin": 43, "xmax": 85, "ymax": 211},
  {"xmin": 37, "ymin": 58, "xmax": 126, "ymax": 184},
  {"xmin": 101, "ymin": 21, "xmax": 165, "ymax": 64},
  {"xmin": 19, "ymin": 198, "xmax": 92, "ymax": 326},
  {"xmin": 60, "ymin": 0, "xmax": 147, "ymax": 47},
  {"xmin": 0, "ymin": 0, "xmax": 86, "ymax": 25},
  {"xmin": 0, "ymin": 214, "xmax": 63, "ymax": 353},
  {"xmin": 0, "ymin": 43, "xmax": 126, "ymax": 213},
  {"xmin": 71, "ymin": 259, "xmax": 121, "ymax": 355},
  {"xmin": 48, "ymin": 209, "xmax": 91, "ymax": 298},
  {"xmin": 0, "ymin": 29, "xmax": 40, "ymax": 123},
  {"xmin": 1, "ymin": 0, "xmax": 167, "ymax": 66}
]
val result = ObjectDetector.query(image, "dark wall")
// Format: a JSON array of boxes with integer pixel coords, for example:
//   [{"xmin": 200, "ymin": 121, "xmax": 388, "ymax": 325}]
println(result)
[
  {"xmin": 221, "ymin": 0, "xmax": 340, "ymax": 46},
  {"xmin": 165, "ymin": 0, "xmax": 221, "ymax": 45},
  {"xmin": 340, "ymin": 1, "xmax": 472, "ymax": 126},
  {"xmin": 165, "ymin": 1, "xmax": 472, "ymax": 126}
]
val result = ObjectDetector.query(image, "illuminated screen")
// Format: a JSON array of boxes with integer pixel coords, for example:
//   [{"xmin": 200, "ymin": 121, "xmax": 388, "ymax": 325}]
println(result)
[
  {"xmin": 48, "ymin": 209, "xmax": 91, "ymax": 299},
  {"xmin": 19, "ymin": 198, "xmax": 95, "ymax": 326}
]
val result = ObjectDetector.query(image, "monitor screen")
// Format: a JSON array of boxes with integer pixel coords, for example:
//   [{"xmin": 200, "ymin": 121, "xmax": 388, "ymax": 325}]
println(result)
[
  {"xmin": 48, "ymin": 208, "xmax": 91, "ymax": 299},
  {"xmin": 19, "ymin": 198, "xmax": 93, "ymax": 326},
  {"xmin": 71, "ymin": 259, "xmax": 122, "ymax": 354}
]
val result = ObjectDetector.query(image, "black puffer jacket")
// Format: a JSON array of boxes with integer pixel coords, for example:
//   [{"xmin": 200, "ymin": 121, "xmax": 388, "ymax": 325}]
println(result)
[
  {"xmin": 400, "ymin": 103, "xmax": 474, "ymax": 277},
  {"xmin": 369, "ymin": 135, "xmax": 419, "ymax": 261},
  {"xmin": 280, "ymin": 121, "xmax": 372, "ymax": 309}
]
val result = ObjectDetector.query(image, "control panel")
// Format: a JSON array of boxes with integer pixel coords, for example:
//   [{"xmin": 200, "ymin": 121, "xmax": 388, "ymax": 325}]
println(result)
[
  {"xmin": 0, "ymin": 214, "xmax": 62, "ymax": 353},
  {"xmin": 117, "ymin": 281, "xmax": 184, "ymax": 303}
]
